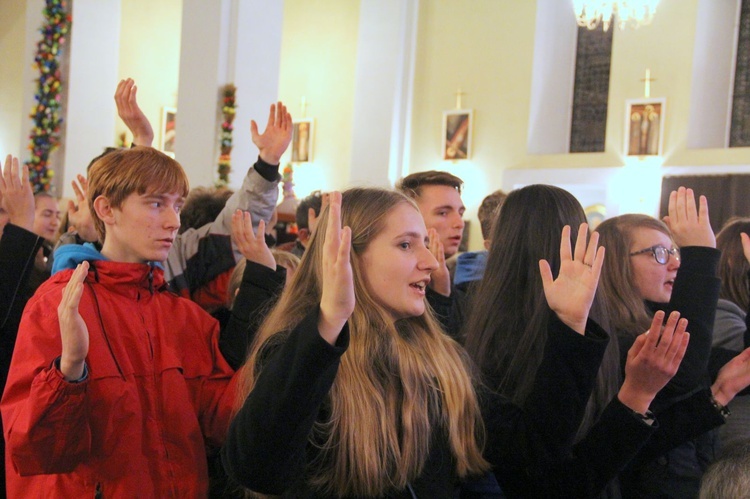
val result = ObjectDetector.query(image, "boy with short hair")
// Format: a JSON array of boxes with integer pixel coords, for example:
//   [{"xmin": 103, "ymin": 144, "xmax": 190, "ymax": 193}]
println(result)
[
  {"xmin": 2, "ymin": 147, "xmax": 238, "ymax": 496},
  {"xmin": 396, "ymin": 170, "xmax": 466, "ymax": 259}
]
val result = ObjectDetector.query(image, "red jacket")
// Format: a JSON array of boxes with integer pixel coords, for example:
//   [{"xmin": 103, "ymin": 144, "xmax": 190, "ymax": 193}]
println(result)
[{"xmin": 1, "ymin": 259, "xmax": 238, "ymax": 497}]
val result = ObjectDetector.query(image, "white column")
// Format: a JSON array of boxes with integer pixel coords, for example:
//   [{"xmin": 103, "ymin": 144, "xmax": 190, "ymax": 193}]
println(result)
[
  {"xmin": 348, "ymin": 0, "xmax": 419, "ymax": 188},
  {"xmin": 176, "ymin": 0, "xmax": 283, "ymax": 189},
  {"xmin": 61, "ymin": 0, "xmax": 121, "ymax": 198},
  {"xmin": 0, "ymin": 0, "xmax": 34, "ymax": 160},
  {"xmin": 687, "ymin": 0, "xmax": 741, "ymax": 149},
  {"xmin": 526, "ymin": 0, "xmax": 579, "ymax": 155}
]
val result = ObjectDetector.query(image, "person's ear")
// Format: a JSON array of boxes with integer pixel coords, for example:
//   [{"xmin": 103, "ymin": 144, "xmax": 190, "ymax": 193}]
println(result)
[
  {"xmin": 93, "ymin": 195, "xmax": 116, "ymax": 227},
  {"xmin": 484, "ymin": 239, "xmax": 491, "ymax": 250},
  {"xmin": 298, "ymin": 228, "xmax": 311, "ymax": 243}
]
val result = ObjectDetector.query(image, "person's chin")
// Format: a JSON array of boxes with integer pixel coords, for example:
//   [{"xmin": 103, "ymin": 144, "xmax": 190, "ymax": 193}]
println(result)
[
  {"xmin": 145, "ymin": 248, "xmax": 171, "ymax": 263},
  {"xmin": 408, "ymin": 303, "xmax": 425, "ymax": 318}
]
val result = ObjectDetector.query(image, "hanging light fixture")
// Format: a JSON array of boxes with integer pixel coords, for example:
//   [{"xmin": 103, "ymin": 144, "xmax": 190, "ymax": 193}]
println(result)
[{"xmin": 573, "ymin": 1, "xmax": 660, "ymax": 32}]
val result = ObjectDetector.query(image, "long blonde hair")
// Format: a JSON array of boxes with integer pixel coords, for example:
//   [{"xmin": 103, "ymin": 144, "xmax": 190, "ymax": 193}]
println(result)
[{"xmin": 238, "ymin": 188, "xmax": 488, "ymax": 497}]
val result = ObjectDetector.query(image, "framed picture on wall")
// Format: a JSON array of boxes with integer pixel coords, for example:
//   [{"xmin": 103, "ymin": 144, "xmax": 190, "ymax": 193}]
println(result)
[
  {"xmin": 442, "ymin": 109, "xmax": 473, "ymax": 160},
  {"xmin": 291, "ymin": 119, "xmax": 314, "ymax": 163},
  {"xmin": 160, "ymin": 106, "xmax": 177, "ymax": 157},
  {"xmin": 625, "ymin": 98, "xmax": 665, "ymax": 157}
]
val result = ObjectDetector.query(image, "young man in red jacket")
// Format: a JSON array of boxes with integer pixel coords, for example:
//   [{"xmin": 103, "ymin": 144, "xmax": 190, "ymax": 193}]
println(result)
[{"xmin": 1, "ymin": 146, "xmax": 274, "ymax": 497}]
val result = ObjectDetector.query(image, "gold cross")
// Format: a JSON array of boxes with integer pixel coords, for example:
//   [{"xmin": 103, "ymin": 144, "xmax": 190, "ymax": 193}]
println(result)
[
  {"xmin": 455, "ymin": 88, "xmax": 465, "ymax": 109},
  {"xmin": 640, "ymin": 69, "xmax": 656, "ymax": 98}
]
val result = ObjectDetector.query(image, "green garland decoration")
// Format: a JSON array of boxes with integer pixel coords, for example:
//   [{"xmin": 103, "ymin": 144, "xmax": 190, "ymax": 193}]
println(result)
[
  {"xmin": 217, "ymin": 84, "xmax": 236, "ymax": 186},
  {"xmin": 26, "ymin": 0, "xmax": 72, "ymax": 193}
]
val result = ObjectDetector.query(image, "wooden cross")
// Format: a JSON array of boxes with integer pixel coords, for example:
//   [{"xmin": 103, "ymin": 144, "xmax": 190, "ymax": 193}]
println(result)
[
  {"xmin": 640, "ymin": 69, "xmax": 656, "ymax": 98},
  {"xmin": 455, "ymin": 88, "xmax": 465, "ymax": 109}
]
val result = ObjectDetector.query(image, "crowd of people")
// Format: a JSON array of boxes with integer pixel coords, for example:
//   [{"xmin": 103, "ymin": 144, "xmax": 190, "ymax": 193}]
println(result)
[{"xmin": 1, "ymin": 80, "xmax": 750, "ymax": 498}]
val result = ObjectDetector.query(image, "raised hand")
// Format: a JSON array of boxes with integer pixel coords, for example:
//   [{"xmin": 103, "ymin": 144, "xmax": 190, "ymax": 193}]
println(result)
[
  {"xmin": 427, "ymin": 228, "xmax": 450, "ymax": 296},
  {"xmin": 539, "ymin": 223, "xmax": 605, "ymax": 335},
  {"xmin": 317, "ymin": 192, "xmax": 354, "ymax": 345},
  {"xmin": 741, "ymin": 232, "xmax": 750, "ymax": 265},
  {"xmin": 251, "ymin": 101, "xmax": 293, "ymax": 165},
  {"xmin": 712, "ymin": 347, "xmax": 750, "ymax": 407},
  {"xmin": 0, "ymin": 155, "xmax": 35, "ymax": 231},
  {"xmin": 618, "ymin": 311, "xmax": 690, "ymax": 414},
  {"xmin": 67, "ymin": 174, "xmax": 98, "ymax": 242},
  {"xmin": 663, "ymin": 186, "xmax": 715, "ymax": 248},
  {"xmin": 115, "ymin": 78, "xmax": 154, "ymax": 147},
  {"xmin": 58, "ymin": 261, "xmax": 91, "ymax": 381},
  {"xmin": 231, "ymin": 209, "xmax": 276, "ymax": 270}
]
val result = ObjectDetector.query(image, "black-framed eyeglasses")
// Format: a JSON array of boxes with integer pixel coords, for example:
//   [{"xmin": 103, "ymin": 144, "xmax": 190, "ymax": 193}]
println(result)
[{"xmin": 629, "ymin": 245, "xmax": 680, "ymax": 265}]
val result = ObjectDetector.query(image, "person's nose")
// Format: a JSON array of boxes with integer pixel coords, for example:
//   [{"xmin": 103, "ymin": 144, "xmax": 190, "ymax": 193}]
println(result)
[
  {"xmin": 667, "ymin": 251, "xmax": 680, "ymax": 270},
  {"xmin": 419, "ymin": 245, "xmax": 439, "ymax": 272},
  {"xmin": 164, "ymin": 207, "xmax": 181, "ymax": 232},
  {"xmin": 452, "ymin": 212, "xmax": 465, "ymax": 229}
]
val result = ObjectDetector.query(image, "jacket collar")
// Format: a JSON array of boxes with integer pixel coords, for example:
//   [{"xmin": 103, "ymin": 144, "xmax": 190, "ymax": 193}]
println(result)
[{"xmin": 52, "ymin": 243, "xmax": 166, "ymax": 292}]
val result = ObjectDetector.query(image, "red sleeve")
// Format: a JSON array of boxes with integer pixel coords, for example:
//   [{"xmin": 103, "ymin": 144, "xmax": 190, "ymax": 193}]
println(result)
[
  {"xmin": 1, "ymin": 282, "xmax": 92, "ymax": 476},
  {"xmin": 191, "ymin": 268, "xmax": 234, "ymax": 312}
]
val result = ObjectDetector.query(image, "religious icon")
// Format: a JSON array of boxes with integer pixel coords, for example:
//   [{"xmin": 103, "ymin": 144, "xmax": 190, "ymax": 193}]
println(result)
[
  {"xmin": 584, "ymin": 203, "xmax": 607, "ymax": 230},
  {"xmin": 292, "ymin": 119, "xmax": 313, "ymax": 163},
  {"xmin": 160, "ymin": 106, "xmax": 177, "ymax": 158},
  {"xmin": 625, "ymin": 98, "xmax": 665, "ymax": 157},
  {"xmin": 442, "ymin": 109, "xmax": 473, "ymax": 160}
]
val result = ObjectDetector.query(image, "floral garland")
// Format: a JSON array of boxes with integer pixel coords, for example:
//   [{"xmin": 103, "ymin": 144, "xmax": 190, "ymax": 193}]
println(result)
[
  {"xmin": 217, "ymin": 84, "xmax": 236, "ymax": 186},
  {"xmin": 26, "ymin": 0, "xmax": 71, "ymax": 193}
]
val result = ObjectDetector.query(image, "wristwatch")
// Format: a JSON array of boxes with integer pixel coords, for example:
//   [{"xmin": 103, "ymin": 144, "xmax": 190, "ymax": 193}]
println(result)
[{"xmin": 710, "ymin": 394, "xmax": 731, "ymax": 419}]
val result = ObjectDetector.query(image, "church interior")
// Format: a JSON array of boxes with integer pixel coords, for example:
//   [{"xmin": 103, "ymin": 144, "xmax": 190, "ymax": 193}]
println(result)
[{"xmin": 1, "ymin": 0, "xmax": 749, "ymax": 251}]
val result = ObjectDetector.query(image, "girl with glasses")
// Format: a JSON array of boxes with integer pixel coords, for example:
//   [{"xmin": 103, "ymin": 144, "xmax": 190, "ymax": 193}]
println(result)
[
  {"xmin": 464, "ymin": 184, "xmax": 750, "ymax": 498},
  {"xmin": 595, "ymin": 187, "xmax": 725, "ymax": 498}
]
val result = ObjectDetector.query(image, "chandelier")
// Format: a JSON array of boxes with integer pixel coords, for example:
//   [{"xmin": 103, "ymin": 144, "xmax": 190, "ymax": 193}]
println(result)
[{"xmin": 573, "ymin": 1, "xmax": 660, "ymax": 31}]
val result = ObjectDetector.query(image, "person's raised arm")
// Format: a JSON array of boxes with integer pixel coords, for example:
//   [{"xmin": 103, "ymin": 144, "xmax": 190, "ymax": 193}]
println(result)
[
  {"xmin": 114, "ymin": 78, "xmax": 154, "ymax": 147},
  {"xmin": 0, "ymin": 156, "xmax": 43, "ymax": 329},
  {"xmin": 711, "ymin": 346, "xmax": 750, "ymax": 407},
  {"xmin": 663, "ymin": 187, "xmax": 715, "ymax": 248},
  {"xmin": 57, "ymin": 261, "xmax": 90, "ymax": 381},
  {"xmin": 427, "ymin": 228, "xmax": 451, "ymax": 297},
  {"xmin": 318, "ymin": 192, "xmax": 353, "ymax": 345},
  {"xmin": 539, "ymin": 223, "xmax": 605, "ymax": 335},
  {"xmin": 618, "ymin": 310, "xmax": 690, "ymax": 414},
  {"xmin": 65, "ymin": 175, "xmax": 98, "ymax": 243},
  {"xmin": 232, "ymin": 210, "xmax": 276, "ymax": 270},
  {"xmin": 656, "ymin": 187, "xmax": 719, "ymax": 401},
  {"xmin": 218, "ymin": 211, "xmax": 285, "ymax": 369},
  {"xmin": 251, "ymin": 101, "xmax": 292, "ymax": 166},
  {"xmin": 1, "ymin": 155, "xmax": 35, "ymax": 232}
]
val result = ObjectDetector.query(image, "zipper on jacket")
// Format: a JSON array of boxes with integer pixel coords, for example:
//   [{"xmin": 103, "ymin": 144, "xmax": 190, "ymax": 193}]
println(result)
[
  {"xmin": 95, "ymin": 482, "xmax": 103, "ymax": 498},
  {"xmin": 148, "ymin": 264, "xmax": 155, "ymax": 294},
  {"xmin": 87, "ymin": 277, "xmax": 125, "ymax": 380}
]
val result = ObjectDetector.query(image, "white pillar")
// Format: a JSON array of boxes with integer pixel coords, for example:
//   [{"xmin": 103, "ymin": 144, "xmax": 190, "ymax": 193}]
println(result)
[
  {"xmin": 61, "ymin": 0, "xmax": 122, "ymax": 197},
  {"xmin": 526, "ymin": 0, "xmax": 578, "ymax": 155},
  {"xmin": 687, "ymin": 0, "xmax": 741, "ymax": 149},
  {"xmin": 176, "ymin": 0, "xmax": 283, "ymax": 190},
  {"xmin": 348, "ymin": 0, "xmax": 419, "ymax": 188},
  {"xmin": 0, "ymin": 0, "xmax": 34, "ymax": 160}
]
